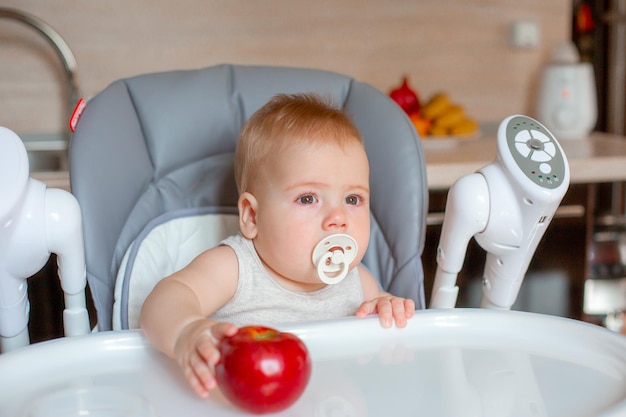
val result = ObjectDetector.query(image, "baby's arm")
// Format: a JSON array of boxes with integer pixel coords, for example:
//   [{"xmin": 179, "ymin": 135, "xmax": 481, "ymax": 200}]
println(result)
[
  {"xmin": 356, "ymin": 265, "xmax": 415, "ymax": 328},
  {"xmin": 140, "ymin": 245, "xmax": 239, "ymax": 397}
]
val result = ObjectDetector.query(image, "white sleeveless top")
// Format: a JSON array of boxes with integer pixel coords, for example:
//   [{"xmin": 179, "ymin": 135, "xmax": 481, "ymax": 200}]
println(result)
[{"xmin": 210, "ymin": 234, "xmax": 364, "ymax": 326}]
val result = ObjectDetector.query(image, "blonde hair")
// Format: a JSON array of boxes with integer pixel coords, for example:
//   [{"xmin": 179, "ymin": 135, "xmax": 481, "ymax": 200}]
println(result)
[{"xmin": 234, "ymin": 93, "xmax": 363, "ymax": 194}]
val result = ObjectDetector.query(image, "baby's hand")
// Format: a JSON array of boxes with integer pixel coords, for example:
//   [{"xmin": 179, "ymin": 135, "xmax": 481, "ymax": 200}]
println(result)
[
  {"xmin": 173, "ymin": 320, "xmax": 238, "ymax": 398},
  {"xmin": 356, "ymin": 296, "xmax": 415, "ymax": 328}
]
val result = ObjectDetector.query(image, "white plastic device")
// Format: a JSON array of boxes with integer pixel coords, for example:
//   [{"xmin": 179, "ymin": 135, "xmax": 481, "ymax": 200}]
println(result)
[
  {"xmin": 0, "ymin": 127, "xmax": 90, "ymax": 352},
  {"xmin": 430, "ymin": 115, "xmax": 570, "ymax": 309},
  {"xmin": 536, "ymin": 41, "xmax": 597, "ymax": 140}
]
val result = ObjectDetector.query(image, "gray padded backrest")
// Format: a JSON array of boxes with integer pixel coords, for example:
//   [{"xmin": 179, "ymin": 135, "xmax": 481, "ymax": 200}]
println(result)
[{"xmin": 69, "ymin": 64, "xmax": 428, "ymax": 330}]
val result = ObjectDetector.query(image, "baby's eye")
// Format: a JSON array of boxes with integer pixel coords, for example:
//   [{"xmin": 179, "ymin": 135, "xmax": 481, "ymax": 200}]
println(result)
[
  {"xmin": 297, "ymin": 194, "xmax": 318, "ymax": 205},
  {"xmin": 345, "ymin": 195, "xmax": 361, "ymax": 205}
]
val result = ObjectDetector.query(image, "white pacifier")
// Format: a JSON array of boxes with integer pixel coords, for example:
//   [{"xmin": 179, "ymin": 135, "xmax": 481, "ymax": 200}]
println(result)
[{"xmin": 312, "ymin": 234, "xmax": 358, "ymax": 285}]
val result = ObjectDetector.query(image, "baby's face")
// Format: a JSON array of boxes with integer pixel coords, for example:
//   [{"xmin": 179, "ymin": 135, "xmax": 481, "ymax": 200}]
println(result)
[{"xmin": 250, "ymin": 136, "xmax": 370, "ymax": 290}]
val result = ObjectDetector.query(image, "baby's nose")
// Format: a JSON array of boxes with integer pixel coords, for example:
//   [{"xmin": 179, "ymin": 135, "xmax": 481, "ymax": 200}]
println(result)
[{"xmin": 323, "ymin": 207, "xmax": 348, "ymax": 230}]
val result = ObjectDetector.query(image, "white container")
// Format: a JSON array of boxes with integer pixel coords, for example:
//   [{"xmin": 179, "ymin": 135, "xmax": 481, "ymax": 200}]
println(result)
[{"xmin": 536, "ymin": 41, "xmax": 597, "ymax": 140}]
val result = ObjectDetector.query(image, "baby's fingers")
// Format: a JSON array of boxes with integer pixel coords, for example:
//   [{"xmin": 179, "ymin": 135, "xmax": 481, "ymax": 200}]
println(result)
[
  {"xmin": 194, "ymin": 322, "xmax": 238, "ymax": 365},
  {"xmin": 211, "ymin": 322, "xmax": 239, "ymax": 341},
  {"xmin": 186, "ymin": 349, "xmax": 217, "ymax": 398},
  {"xmin": 356, "ymin": 299, "xmax": 378, "ymax": 319},
  {"xmin": 404, "ymin": 299, "xmax": 416, "ymax": 318},
  {"xmin": 375, "ymin": 299, "xmax": 394, "ymax": 328},
  {"xmin": 357, "ymin": 298, "xmax": 397, "ymax": 328},
  {"xmin": 392, "ymin": 298, "xmax": 415, "ymax": 327},
  {"xmin": 357, "ymin": 297, "xmax": 415, "ymax": 329},
  {"xmin": 356, "ymin": 298, "xmax": 393, "ymax": 328}
]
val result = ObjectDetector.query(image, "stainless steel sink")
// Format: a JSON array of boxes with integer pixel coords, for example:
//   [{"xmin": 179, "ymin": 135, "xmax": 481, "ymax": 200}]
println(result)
[{"xmin": 20, "ymin": 132, "xmax": 68, "ymax": 172}]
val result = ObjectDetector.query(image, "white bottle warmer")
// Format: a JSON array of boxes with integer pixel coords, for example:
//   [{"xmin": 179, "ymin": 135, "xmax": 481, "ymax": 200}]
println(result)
[{"xmin": 536, "ymin": 41, "xmax": 597, "ymax": 140}]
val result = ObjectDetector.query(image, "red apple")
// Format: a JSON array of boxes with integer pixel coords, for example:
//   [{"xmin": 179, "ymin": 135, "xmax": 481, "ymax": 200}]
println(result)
[{"xmin": 215, "ymin": 325, "xmax": 312, "ymax": 414}]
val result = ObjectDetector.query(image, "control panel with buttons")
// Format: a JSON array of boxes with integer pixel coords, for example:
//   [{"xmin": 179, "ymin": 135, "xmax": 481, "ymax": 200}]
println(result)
[{"xmin": 505, "ymin": 115, "xmax": 567, "ymax": 189}]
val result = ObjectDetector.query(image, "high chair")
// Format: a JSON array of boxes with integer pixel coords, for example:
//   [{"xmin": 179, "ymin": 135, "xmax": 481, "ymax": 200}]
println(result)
[{"xmin": 69, "ymin": 64, "xmax": 428, "ymax": 331}]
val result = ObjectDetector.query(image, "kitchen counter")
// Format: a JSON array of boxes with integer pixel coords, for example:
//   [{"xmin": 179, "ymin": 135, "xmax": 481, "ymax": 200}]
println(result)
[
  {"xmin": 34, "ymin": 132, "xmax": 626, "ymax": 193},
  {"xmin": 424, "ymin": 131, "xmax": 626, "ymax": 190},
  {"xmin": 32, "ymin": 170, "xmax": 72, "ymax": 191}
]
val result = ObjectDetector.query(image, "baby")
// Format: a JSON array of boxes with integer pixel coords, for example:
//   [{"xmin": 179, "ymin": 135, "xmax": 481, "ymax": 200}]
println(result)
[{"xmin": 140, "ymin": 93, "xmax": 415, "ymax": 398}]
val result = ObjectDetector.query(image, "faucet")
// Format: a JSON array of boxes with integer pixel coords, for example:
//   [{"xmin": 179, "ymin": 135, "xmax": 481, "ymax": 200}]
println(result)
[{"xmin": 0, "ymin": 7, "xmax": 80, "ymax": 146}]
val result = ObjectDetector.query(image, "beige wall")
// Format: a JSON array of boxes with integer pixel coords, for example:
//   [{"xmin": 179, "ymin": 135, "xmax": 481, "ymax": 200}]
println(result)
[{"xmin": 0, "ymin": 1, "xmax": 571, "ymax": 135}]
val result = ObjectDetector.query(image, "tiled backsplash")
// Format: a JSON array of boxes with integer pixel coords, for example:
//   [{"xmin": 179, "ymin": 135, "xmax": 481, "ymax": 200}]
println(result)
[{"xmin": 0, "ymin": 1, "xmax": 570, "ymax": 134}]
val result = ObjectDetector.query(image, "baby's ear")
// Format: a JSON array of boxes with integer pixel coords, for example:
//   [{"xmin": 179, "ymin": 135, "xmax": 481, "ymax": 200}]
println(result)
[{"xmin": 238, "ymin": 192, "xmax": 258, "ymax": 239}]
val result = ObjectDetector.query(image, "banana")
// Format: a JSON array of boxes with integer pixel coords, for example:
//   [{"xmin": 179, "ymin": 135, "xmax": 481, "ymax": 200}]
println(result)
[
  {"xmin": 420, "ymin": 93, "xmax": 450, "ymax": 120},
  {"xmin": 433, "ymin": 105, "xmax": 464, "ymax": 129},
  {"xmin": 428, "ymin": 124, "xmax": 449, "ymax": 136},
  {"xmin": 418, "ymin": 91, "xmax": 479, "ymax": 138},
  {"xmin": 450, "ymin": 117, "xmax": 479, "ymax": 136}
]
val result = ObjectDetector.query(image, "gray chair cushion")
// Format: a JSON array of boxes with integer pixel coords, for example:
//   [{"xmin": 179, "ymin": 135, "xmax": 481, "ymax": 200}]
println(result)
[{"xmin": 70, "ymin": 64, "xmax": 428, "ymax": 330}]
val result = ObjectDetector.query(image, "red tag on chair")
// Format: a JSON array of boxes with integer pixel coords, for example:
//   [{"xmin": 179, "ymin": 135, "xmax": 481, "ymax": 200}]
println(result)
[{"xmin": 69, "ymin": 98, "xmax": 86, "ymax": 132}]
